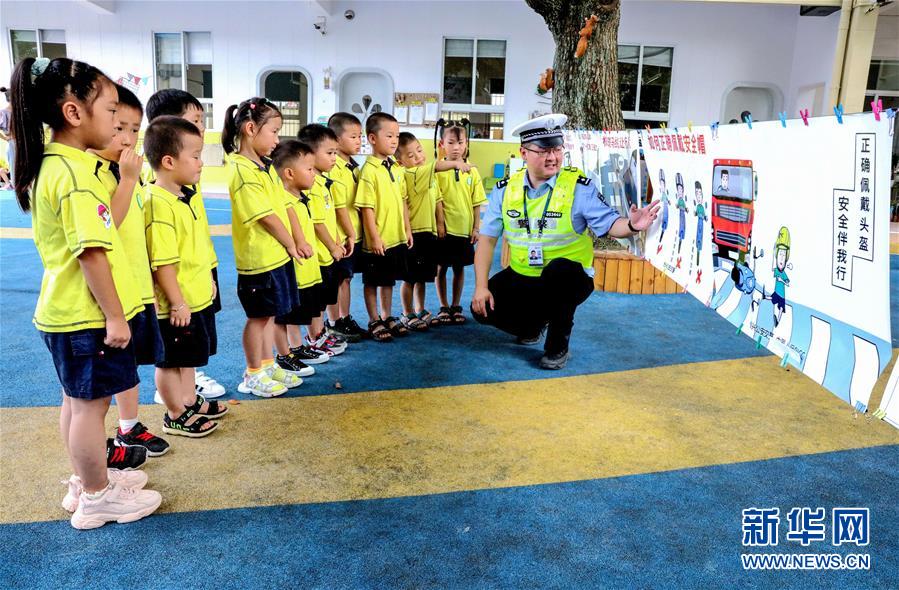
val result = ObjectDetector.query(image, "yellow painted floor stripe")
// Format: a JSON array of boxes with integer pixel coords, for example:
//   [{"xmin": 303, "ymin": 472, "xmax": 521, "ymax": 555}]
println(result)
[{"xmin": 2, "ymin": 356, "xmax": 898, "ymax": 525}]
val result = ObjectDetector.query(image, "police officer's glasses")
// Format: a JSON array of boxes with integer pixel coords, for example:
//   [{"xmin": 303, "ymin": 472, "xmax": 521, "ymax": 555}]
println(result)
[{"xmin": 522, "ymin": 146, "xmax": 564, "ymax": 159}]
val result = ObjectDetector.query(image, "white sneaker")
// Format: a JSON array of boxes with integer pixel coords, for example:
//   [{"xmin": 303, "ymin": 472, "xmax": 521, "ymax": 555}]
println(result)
[
  {"xmin": 237, "ymin": 371, "xmax": 287, "ymax": 398},
  {"xmin": 195, "ymin": 370, "xmax": 226, "ymax": 398},
  {"xmin": 62, "ymin": 469, "xmax": 150, "ymax": 513},
  {"xmin": 70, "ymin": 482, "xmax": 162, "ymax": 530},
  {"xmin": 267, "ymin": 364, "xmax": 303, "ymax": 389}
]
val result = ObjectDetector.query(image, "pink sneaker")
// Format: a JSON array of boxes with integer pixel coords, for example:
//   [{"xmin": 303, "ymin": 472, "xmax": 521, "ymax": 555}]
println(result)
[
  {"xmin": 69, "ymin": 482, "xmax": 161, "ymax": 529},
  {"xmin": 62, "ymin": 469, "xmax": 150, "ymax": 513}
]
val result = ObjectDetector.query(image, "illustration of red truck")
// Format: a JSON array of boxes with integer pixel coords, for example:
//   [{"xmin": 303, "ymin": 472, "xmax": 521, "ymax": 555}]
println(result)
[{"xmin": 711, "ymin": 158, "xmax": 757, "ymax": 265}]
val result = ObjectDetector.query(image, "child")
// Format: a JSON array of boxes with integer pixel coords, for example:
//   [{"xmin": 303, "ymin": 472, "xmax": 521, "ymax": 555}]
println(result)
[
  {"xmin": 143, "ymin": 116, "xmax": 227, "ymax": 438},
  {"xmin": 271, "ymin": 139, "xmax": 331, "ymax": 373},
  {"xmin": 432, "ymin": 119, "xmax": 486, "ymax": 325},
  {"xmin": 223, "ymin": 97, "xmax": 302, "ymax": 397},
  {"xmin": 394, "ymin": 132, "xmax": 471, "ymax": 330},
  {"xmin": 145, "ymin": 89, "xmax": 225, "ymax": 400},
  {"xmin": 12, "ymin": 56, "xmax": 161, "ymax": 529},
  {"xmin": 298, "ymin": 124, "xmax": 349, "ymax": 356},
  {"xmin": 355, "ymin": 113, "xmax": 413, "ymax": 342},
  {"xmin": 89, "ymin": 84, "xmax": 169, "ymax": 456},
  {"xmin": 325, "ymin": 112, "xmax": 365, "ymax": 341},
  {"xmin": 0, "ymin": 156, "xmax": 10, "ymax": 189}
]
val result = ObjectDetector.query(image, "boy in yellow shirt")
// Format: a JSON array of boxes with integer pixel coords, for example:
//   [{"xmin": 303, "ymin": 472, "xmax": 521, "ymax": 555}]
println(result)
[
  {"xmin": 272, "ymin": 139, "xmax": 332, "ymax": 373},
  {"xmin": 394, "ymin": 132, "xmax": 471, "ymax": 331},
  {"xmin": 355, "ymin": 113, "xmax": 412, "ymax": 342},
  {"xmin": 298, "ymin": 124, "xmax": 350, "ymax": 356},
  {"xmin": 144, "ymin": 116, "xmax": 227, "ymax": 437},
  {"xmin": 326, "ymin": 112, "xmax": 366, "ymax": 341}
]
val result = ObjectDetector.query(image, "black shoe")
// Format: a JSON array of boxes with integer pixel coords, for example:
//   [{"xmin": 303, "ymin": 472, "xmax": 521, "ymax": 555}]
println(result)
[
  {"xmin": 516, "ymin": 324, "xmax": 547, "ymax": 346},
  {"xmin": 289, "ymin": 345, "xmax": 330, "ymax": 365},
  {"xmin": 106, "ymin": 438, "xmax": 147, "ymax": 470},
  {"xmin": 277, "ymin": 353, "xmax": 315, "ymax": 377},
  {"xmin": 344, "ymin": 315, "xmax": 369, "ymax": 340},
  {"xmin": 328, "ymin": 317, "xmax": 362, "ymax": 343},
  {"xmin": 115, "ymin": 422, "xmax": 170, "ymax": 457},
  {"xmin": 539, "ymin": 348, "xmax": 571, "ymax": 370}
]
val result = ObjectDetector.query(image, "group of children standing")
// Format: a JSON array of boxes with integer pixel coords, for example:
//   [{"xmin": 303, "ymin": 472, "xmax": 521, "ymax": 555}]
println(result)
[{"xmin": 8, "ymin": 56, "xmax": 487, "ymax": 529}]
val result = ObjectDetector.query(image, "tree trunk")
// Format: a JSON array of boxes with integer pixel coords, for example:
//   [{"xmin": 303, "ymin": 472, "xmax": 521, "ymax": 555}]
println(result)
[{"xmin": 526, "ymin": 0, "xmax": 624, "ymax": 130}]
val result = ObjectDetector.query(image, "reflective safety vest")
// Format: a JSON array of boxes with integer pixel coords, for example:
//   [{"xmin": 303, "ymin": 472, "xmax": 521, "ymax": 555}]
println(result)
[{"xmin": 501, "ymin": 168, "xmax": 594, "ymax": 277}]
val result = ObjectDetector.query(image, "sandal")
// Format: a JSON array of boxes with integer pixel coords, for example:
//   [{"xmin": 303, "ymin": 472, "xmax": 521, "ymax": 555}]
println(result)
[
  {"xmin": 186, "ymin": 393, "xmax": 229, "ymax": 419},
  {"xmin": 450, "ymin": 305, "xmax": 466, "ymax": 325},
  {"xmin": 431, "ymin": 306, "xmax": 453, "ymax": 326},
  {"xmin": 402, "ymin": 312, "xmax": 429, "ymax": 332},
  {"xmin": 418, "ymin": 309, "xmax": 433, "ymax": 325},
  {"xmin": 385, "ymin": 316, "xmax": 410, "ymax": 337},
  {"xmin": 162, "ymin": 409, "xmax": 219, "ymax": 438},
  {"xmin": 368, "ymin": 319, "xmax": 394, "ymax": 343}
]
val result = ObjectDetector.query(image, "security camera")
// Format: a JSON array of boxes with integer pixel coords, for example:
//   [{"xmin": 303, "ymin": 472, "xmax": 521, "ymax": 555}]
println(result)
[
  {"xmin": 344, "ymin": 9, "xmax": 355, "ymax": 20},
  {"xmin": 313, "ymin": 16, "xmax": 327, "ymax": 34}
]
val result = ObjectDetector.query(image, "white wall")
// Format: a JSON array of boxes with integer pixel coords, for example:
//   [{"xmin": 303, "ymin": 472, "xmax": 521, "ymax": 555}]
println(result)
[
  {"xmin": 785, "ymin": 9, "xmax": 841, "ymax": 116},
  {"xmin": 0, "ymin": 0, "xmax": 840, "ymax": 134}
]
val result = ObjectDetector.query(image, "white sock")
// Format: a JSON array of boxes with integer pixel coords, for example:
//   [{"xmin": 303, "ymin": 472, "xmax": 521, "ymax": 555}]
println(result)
[
  {"xmin": 119, "ymin": 418, "xmax": 138, "ymax": 433},
  {"xmin": 82, "ymin": 483, "xmax": 111, "ymax": 500}
]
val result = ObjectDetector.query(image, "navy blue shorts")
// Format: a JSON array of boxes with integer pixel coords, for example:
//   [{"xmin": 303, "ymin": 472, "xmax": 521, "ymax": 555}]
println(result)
[
  {"xmin": 41, "ymin": 322, "xmax": 141, "ymax": 400},
  {"xmin": 404, "ymin": 232, "xmax": 438, "ymax": 284},
  {"xmin": 275, "ymin": 284, "xmax": 322, "ymax": 326},
  {"xmin": 319, "ymin": 264, "xmax": 340, "ymax": 306},
  {"xmin": 332, "ymin": 245, "xmax": 361, "ymax": 280},
  {"xmin": 436, "ymin": 234, "xmax": 474, "ymax": 269},
  {"xmin": 362, "ymin": 245, "xmax": 409, "ymax": 287},
  {"xmin": 156, "ymin": 306, "xmax": 217, "ymax": 369},
  {"xmin": 211, "ymin": 266, "xmax": 222, "ymax": 313},
  {"xmin": 237, "ymin": 262, "xmax": 299, "ymax": 319},
  {"xmin": 132, "ymin": 304, "xmax": 165, "ymax": 366},
  {"xmin": 771, "ymin": 292, "xmax": 786, "ymax": 312}
]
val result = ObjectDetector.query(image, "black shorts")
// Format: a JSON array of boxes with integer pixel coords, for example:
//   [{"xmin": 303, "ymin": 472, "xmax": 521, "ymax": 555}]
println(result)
[
  {"xmin": 132, "ymin": 304, "xmax": 165, "ymax": 366},
  {"xmin": 211, "ymin": 266, "xmax": 222, "ymax": 313},
  {"xmin": 437, "ymin": 234, "xmax": 474, "ymax": 269},
  {"xmin": 772, "ymin": 292, "xmax": 786, "ymax": 312},
  {"xmin": 41, "ymin": 321, "xmax": 141, "ymax": 400},
  {"xmin": 319, "ymin": 264, "xmax": 340, "ymax": 306},
  {"xmin": 236, "ymin": 262, "xmax": 299, "ymax": 319},
  {"xmin": 156, "ymin": 306, "xmax": 217, "ymax": 369},
  {"xmin": 404, "ymin": 232, "xmax": 438, "ymax": 284},
  {"xmin": 332, "ymin": 245, "xmax": 361, "ymax": 280},
  {"xmin": 362, "ymin": 245, "xmax": 409, "ymax": 287},
  {"xmin": 275, "ymin": 284, "xmax": 323, "ymax": 326}
]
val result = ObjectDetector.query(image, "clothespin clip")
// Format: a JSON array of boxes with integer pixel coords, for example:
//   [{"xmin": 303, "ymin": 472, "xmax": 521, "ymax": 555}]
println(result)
[
  {"xmin": 871, "ymin": 99, "xmax": 883, "ymax": 121},
  {"xmin": 833, "ymin": 104, "xmax": 844, "ymax": 124},
  {"xmin": 745, "ymin": 113, "xmax": 753, "ymax": 130},
  {"xmin": 711, "ymin": 121, "xmax": 719, "ymax": 140},
  {"xmin": 755, "ymin": 335, "xmax": 763, "ymax": 349},
  {"xmin": 780, "ymin": 355, "xmax": 789, "ymax": 368},
  {"xmin": 687, "ymin": 120, "xmax": 693, "ymax": 134},
  {"xmin": 660, "ymin": 122, "xmax": 667, "ymax": 132},
  {"xmin": 799, "ymin": 109, "xmax": 809, "ymax": 126},
  {"xmin": 644, "ymin": 124, "xmax": 651, "ymax": 133},
  {"xmin": 873, "ymin": 407, "xmax": 887, "ymax": 420},
  {"xmin": 778, "ymin": 112, "xmax": 787, "ymax": 128},
  {"xmin": 887, "ymin": 108, "xmax": 896, "ymax": 136}
]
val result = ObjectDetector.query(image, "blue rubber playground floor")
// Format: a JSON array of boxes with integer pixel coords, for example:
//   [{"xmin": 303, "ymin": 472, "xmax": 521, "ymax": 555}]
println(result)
[{"xmin": 1, "ymin": 190, "xmax": 897, "ymax": 589}]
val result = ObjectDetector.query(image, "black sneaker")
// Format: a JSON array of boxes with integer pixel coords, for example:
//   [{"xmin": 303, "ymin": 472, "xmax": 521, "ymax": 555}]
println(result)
[
  {"xmin": 289, "ymin": 345, "xmax": 330, "ymax": 365},
  {"xmin": 106, "ymin": 438, "xmax": 147, "ymax": 470},
  {"xmin": 277, "ymin": 353, "xmax": 315, "ymax": 377},
  {"xmin": 539, "ymin": 348, "xmax": 571, "ymax": 370},
  {"xmin": 115, "ymin": 422, "xmax": 170, "ymax": 457},
  {"xmin": 344, "ymin": 315, "xmax": 369, "ymax": 339},
  {"xmin": 328, "ymin": 317, "xmax": 362, "ymax": 343}
]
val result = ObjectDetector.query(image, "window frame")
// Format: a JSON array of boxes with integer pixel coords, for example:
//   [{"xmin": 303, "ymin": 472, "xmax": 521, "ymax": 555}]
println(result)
[
  {"xmin": 441, "ymin": 36, "xmax": 508, "ymax": 138},
  {"xmin": 151, "ymin": 31, "xmax": 214, "ymax": 129},
  {"xmin": 618, "ymin": 42, "xmax": 675, "ymax": 123},
  {"xmin": 7, "ymin": 28, "xmax": 66, "ymax": 64}
]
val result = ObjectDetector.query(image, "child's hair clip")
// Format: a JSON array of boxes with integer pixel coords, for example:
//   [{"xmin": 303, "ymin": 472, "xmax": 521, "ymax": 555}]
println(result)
[{"xmin": 250, "ymin": 102, "xmax": 257, "ymax": 110}]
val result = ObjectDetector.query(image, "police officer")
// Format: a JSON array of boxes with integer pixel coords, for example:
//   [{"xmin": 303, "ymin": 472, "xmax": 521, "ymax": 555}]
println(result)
[{"xmin": 471, "ymin": 114, "xmax": 660, "ymax": 369}]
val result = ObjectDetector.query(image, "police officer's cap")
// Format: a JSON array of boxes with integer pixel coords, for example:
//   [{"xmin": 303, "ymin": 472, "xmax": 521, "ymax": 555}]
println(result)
[{"xmin": 511, "ymin": 113, "xmax": 568, "ymax": 148}]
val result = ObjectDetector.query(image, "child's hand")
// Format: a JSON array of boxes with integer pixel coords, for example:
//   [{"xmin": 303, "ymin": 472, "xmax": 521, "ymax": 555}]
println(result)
[
  {"xmin": 104, "ymin": 316, "xmax": 132, "ymax": 349},
  {"xmin": 170, "ymin": 304, "xmax": 191, "ymax": 328},
  {"xmin": 211, "ymin": 277, "xmax": 217, "ymax": 300},
  {"xmin": 437, "ymin": 222, "xmax": 447, "ymax": 239},
  {"xmin": 118, "ymin": 148, "xmax": 143, "ymax": 183},
  {"xmin": 330, "ymin": 244, "xmax": 345, "ymax": 261},
  {"xmin": 456, "ymin": 162, "xmax": 472, "ymax": 174},
  {"xmin": 470, "ymin": 227, "xmax": 480, "ymax": 244},
  {"xmin": 297, "ymin": 241, "xmax": 315, "ymax": 259},
  {"xmin": 371, "ymin": 236, "xmax": 386, "ymax": 256},
  {"xmin": 287, "ymin": 245, "xmax": 301, "ymax": 261},
  {"xmin": 344, "ymin": 238, "xmax": 355, "ymax": 257},
  {"xmin": 406, "ymin": 233, "xmax": 414, "ymax": 249}
]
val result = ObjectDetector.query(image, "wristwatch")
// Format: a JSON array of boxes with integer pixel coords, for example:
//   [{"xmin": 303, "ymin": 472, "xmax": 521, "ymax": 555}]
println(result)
[{"xmin": 627, "ymin": 219, "xmax": 638, "ymax": 233}]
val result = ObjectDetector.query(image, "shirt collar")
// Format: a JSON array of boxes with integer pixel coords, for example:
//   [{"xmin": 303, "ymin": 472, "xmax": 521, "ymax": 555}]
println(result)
[
  {"xmin": 148, "ymin": 182, "xmax": 195, "ymax": 204},
  {"xmin": 232, "ymin": 152, "xmax": 272, "ymax": 173},
  {"xmin": 523, "ymin": 170, "xmax": 558, "ymax": 196},
  {"xmin": 45, "ymin": 142, "xmax": 104, "ymax": 168}
]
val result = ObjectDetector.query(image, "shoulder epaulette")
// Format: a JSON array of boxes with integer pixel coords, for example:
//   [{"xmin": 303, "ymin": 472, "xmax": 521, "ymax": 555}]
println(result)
[
  {"xmin": 576, "ymin": 175, "xmax": 592, "ymax": 186},
  {"xmin": 494, "ymin": 178, "xmax": 509, "ymax": 189}
]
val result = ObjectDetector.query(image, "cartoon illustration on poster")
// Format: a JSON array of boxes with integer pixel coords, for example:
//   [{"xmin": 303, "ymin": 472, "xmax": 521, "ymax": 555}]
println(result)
[
  {"xmin": 643, "ymin": 113, "xmax": 892, "ymax": 411},
  {"xmin": 642, "ymin": 130, "xmax": 716, "ymax": 303},
  {"xmin": 563, "ymin": 130, "xmax": 643, "ymax": 254},
  {"xmin": 875, "ymin": 361, "xmax": 899, "ymax": 431}
]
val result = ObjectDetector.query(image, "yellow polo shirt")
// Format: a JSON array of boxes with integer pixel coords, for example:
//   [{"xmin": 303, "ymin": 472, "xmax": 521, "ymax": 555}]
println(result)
[
  {"xmin": 31, "ymin": 143, "xmax": 143, "ymax": 332},
  {"xmin": 435, "ymin": 166, "xmax": 487, "ymax": 238},
  {"xmin": 330, "ymin": 156, "xmax": 361, "ymax": 244},
  {"xmin": 143, "ymin": 183, "xmax": 214, "ymax": 318},
  {"xmin": 95, "ymin": 158, "xmax": 155, "ymax": 305},
  {"xmin": 309, "ymin": 174, "xmax": 342, "ymax": 267},
  {"xmin": 283, "ymin": 188, "xmax": 322, "ymax": 289},
  {"xmin": 404, "ymin": 162, "xmax": 441, "ymax": 235},
  {"xmin": 227, "ymin": 153, "xmax": 291, "ymax": 275},
  {"xmin": 355, "ymin": 156, "xmax": 407, "ymax": 252}
]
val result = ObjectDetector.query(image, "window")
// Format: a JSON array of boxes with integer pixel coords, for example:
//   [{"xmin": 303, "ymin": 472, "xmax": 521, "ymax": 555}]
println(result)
[
  {"xmin": 154, "ymin": 32, "xmax": 214, "ymax": 128},
  {"xmin": 262, "ymin": 70, "xmax": 310, "ymax": 138},
  {"xmin": 443, "ymin": 38, "xmax": 506, "ymax": 138},
  {"xmin": 618, "ymin": 44, "xmax": 673, "ymax": 123},
  {"xmin": 9, "ymin": 29, "xmax": 66, "ymax": 64},
  {"xmin": 864, "ymin": 59, "xmax": 899, "ymax": 113}
]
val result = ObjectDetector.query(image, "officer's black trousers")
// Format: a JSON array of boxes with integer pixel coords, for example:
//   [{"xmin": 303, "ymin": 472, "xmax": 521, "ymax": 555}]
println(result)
[{"xmin": 472, "ymin": 258, "xmax": 595, "ymax": 355}]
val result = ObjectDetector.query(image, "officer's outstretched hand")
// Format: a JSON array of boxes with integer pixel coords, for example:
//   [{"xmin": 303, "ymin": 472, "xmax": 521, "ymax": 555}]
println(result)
[
  {"xmin": 628, "ymin": 200, "xmax": 661, "ymax": 231},
  {"xmin": 471, "ymin": 286, "xmax": 494, "ymax": 317}
]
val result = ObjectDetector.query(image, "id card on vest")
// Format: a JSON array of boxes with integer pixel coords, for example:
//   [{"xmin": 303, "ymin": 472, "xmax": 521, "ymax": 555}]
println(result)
[{"xmin": 528, "ymin": 243, "xmax": 544, "ymax": 267}]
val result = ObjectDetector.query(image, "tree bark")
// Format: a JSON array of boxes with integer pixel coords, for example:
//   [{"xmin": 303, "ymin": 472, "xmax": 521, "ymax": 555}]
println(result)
[{"xmin": 526, "ymin": 0, "xmax": 624, "ymax": 130}]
